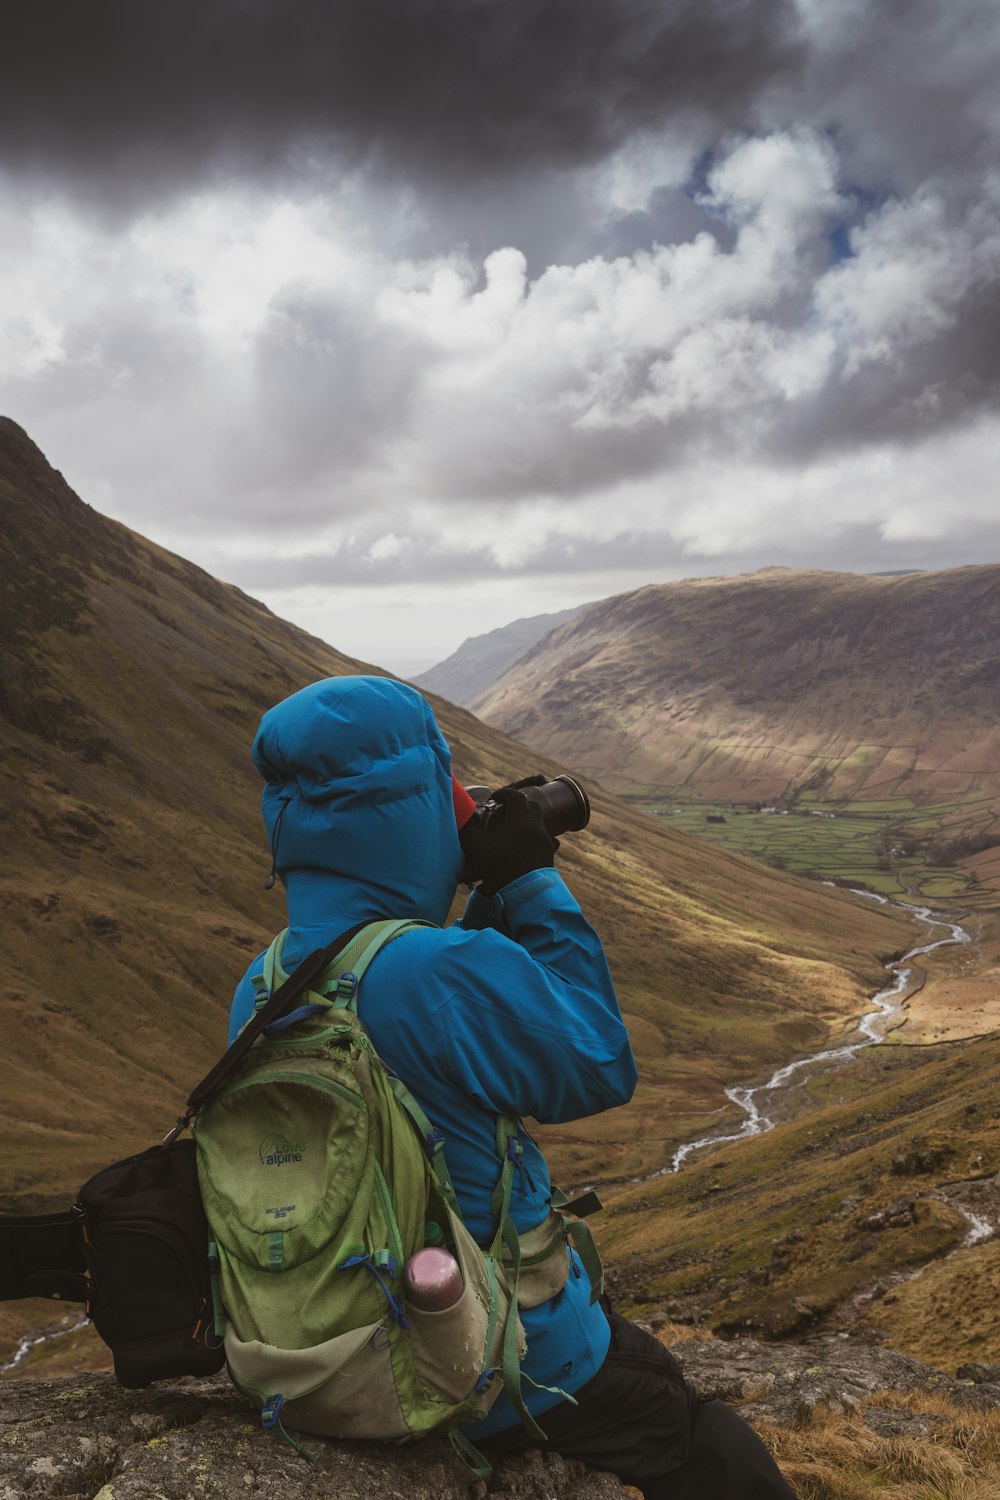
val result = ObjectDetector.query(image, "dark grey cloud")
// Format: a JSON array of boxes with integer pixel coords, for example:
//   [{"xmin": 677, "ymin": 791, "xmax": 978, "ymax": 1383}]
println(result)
[
  {"xmin": 1, "ymin": 1, "xmax": 801, "ymax": 211},
  {"xmin": 773, "ymin": 283, "xmax": 1000, "ymax": 466},
  {"xmin": 788, "ymin": 0, "xmax": 1000, "ymax": 195}
]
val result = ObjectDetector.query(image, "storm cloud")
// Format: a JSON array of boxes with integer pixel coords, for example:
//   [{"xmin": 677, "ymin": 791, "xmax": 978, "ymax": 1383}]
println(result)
[
  {"xmin": 1, "ymin": 0, "xmax": 998, "ymax": 670},
  {"xmin": 2, "ymin": 2, "xmax": 800, "ymax": 204}
]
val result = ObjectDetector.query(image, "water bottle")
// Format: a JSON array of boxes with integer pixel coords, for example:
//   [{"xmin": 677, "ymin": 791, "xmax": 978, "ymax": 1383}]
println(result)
[{"xmin": 402, "ymin": 1247, "xmax": 463, "ymax": 1310}]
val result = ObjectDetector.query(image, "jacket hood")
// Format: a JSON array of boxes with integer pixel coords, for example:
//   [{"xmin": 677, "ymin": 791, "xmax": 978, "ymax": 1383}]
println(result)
[{"xmin": 253, "ymin": 676, "xmax": 464, "ymax": 937}]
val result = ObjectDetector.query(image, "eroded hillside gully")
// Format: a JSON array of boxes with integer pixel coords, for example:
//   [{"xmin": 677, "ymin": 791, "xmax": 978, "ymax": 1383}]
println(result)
[{"xmin": 665, "ymin": 892, "xmax": 994, "ymax": 1244}]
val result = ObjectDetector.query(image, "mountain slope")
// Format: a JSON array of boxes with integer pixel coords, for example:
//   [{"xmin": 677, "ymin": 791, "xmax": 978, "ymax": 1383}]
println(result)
[
  {"xmin": 473, "ymin": 567, "xmax": 1000, "ymax": 803},
  {"xmin": 0, "ymin": 418, "xmax": 912, "ymax": 1214},
  {"xmin": 472, "ymin": 567, "xmax": 1000, "ymax": 896},
  {"xmin": 412, "ymin": 604, "xmax": 585, "ymax": 706}
]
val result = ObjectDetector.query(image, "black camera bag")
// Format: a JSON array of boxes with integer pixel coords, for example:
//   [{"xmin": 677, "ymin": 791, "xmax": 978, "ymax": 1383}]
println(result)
[
  {"xmin": 76, "ymin": 1138, "xmax": 224, "ymax": 1386},
  {"xmin": 0, "ymin": 1141, "xmax": 222, "ymax": 1387},
  {"xmin": 0, "ymin": 933, "xmax": 362, "ymax": 1385}
]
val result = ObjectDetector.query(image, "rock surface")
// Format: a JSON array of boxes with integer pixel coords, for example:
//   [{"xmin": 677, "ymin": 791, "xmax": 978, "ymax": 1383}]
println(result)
[
  {"xmin": 0, "ymin": 1372, "xmax": 627, "ymax": 1500},
  {"xmin": 5, "ymin": 1334, "xmax": 1000, "ymax": 1498},
  {"xmin": 666, "ymin": 1329, "xmax": 1000, "ymax": 1431}
]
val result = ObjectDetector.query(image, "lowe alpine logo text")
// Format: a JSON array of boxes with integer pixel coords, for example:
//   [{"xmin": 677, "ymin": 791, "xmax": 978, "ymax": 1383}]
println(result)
[{"xmin": 259, "ymin": 1135, "xmax": 306, "ymax": 1167}]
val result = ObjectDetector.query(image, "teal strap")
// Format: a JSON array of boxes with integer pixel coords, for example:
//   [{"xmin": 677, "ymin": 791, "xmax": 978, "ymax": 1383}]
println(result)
[
  {"xmin": 565, "ymin": 1216, "xmax": 604, "ymax": 1304},
  {"xmin": 384, "ymin": 1073, "xmax": 463, "ymax": 1215},
  {"xmin": 480, "ymin": 1255, "xmax": 501, "ymax": 1385},
  {"xmin": 262, "ymin": 931, "xmax": 286, "ymax": 994},
  {"xmin": 482, "ymin": 1117, "xmax": 548, "ymax": 1440},
  {"xmin": 548, "ymin": 1187, "xmax": 605, "ymax": 1304},
  {"xmin": 548, "ymin": 1185, "xmax": 604, "ymax": 1303},
  {"xmin": 550, "ymin": 1185, "xmax": 604, "ymax": 1218},
  {"xmin": 267, "ymin": 921, "xmax": 434, "ymax": 1012},
  {"xmin": 259, "ymin": 1393, "xmax": 315, "ymax": 1463},
  {"xmin": 521, "ymin": 1371, "xmax": 578, "ymax": 1406},
  {"xmin": 497, "ymin": 1213, "xmax": 547, "ymax": 1442},
  {"xmin": 449, "ymin": 1429, "xmax": 492, "ymax": 1480},
  {"xmin": 207, "ymin": 1238, "xmax": 225, "ymax": 1339},
  {"xmin": 326, "ymin": 920, "xmax": 433, "ymax": 1008},
  {"xmin": 274, "ymin": 1418, "xmax": 313, "ymax": 1463},
  {"xmin": 488, "ymin": 1115, "xmax": 520, "ymax": 1258}
]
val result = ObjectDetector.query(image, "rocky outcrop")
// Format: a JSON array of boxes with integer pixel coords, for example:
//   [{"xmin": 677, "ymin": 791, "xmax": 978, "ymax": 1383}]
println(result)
[
  {"xmin": 4, "ymin": 1334, "xmax": 999, "ymax": 1499},
  {"xmin": 0, "ymin": 1371, "xmax": 627, "ymax": 1500},
  {"xmin": 665, "ymin": 1330, "xmax": 1000, "ymax": 1430}
]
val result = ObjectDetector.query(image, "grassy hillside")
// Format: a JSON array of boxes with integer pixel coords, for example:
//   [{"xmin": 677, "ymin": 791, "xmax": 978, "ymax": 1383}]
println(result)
[
  {"xmin": 598, "ymin": 1029, "xmax": 1000, "ymax": 1375},
  {"xmin": 0, "ymin": 418, "xmax": 917, "ymax": 1212},
  {"xmin": 472, "ymin": 568, "xmax": 1000, "ymax": 902},
  {"xmin": 3, "ymin": 417, "xmax": 944, "ymax": 1378}
]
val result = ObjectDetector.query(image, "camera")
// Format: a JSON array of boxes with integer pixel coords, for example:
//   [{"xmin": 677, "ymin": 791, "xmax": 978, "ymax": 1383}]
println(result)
[{"xmin": 464, "ymin": 775, "xmax": 591, "ymax": 839}]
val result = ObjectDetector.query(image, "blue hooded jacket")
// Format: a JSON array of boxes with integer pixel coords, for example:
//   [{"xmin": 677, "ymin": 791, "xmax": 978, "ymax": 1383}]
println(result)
[{"xmin": 229, "ymin": 676, "xmax": 638, "ymax": 1436}]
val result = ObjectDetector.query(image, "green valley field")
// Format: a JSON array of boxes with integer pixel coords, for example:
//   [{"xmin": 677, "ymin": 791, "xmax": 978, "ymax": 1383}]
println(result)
[{"xmin": 635, "ymin": 795, "xmax": 1000, "ymax": 904}]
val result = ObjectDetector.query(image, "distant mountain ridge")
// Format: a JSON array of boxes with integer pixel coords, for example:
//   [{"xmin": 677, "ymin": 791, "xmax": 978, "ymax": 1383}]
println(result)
[
  {"xmin": 472, "ymin": 566, "xmax": 1000, "ymax": 813},
  {"xmin": 412, "ymin": 604, "xmax": 586, "ymax": 705}
]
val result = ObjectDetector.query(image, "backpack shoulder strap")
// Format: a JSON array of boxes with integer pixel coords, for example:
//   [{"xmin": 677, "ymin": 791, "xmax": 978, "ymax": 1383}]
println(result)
[
  {"xmin": 325, "ymin": 919, "xmax": 433, "ymax": 1009},
  {"xmin": 182, "ymin": 925, "xmax": 374, "ymax": 1122},
  {"xmin": 266, "ymin": 919, "xmax": 435, "ymax": 1012}
]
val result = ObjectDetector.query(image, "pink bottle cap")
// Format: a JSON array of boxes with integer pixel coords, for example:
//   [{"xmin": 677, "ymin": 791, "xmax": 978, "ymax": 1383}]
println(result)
[{"xmin": 402, "ymin": 1247, "xmax": 463, "ymax": 1311}]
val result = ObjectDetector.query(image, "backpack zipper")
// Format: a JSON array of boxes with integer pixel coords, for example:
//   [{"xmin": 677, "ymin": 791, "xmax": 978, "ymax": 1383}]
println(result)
[{"xmin": 225, "ymin": 1071, "xmax": 363, "ymax": 1108}]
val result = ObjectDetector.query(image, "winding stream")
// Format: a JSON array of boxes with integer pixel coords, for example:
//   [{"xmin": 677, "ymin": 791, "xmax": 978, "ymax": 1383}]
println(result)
[
  {"xmin": 668, "ymin": 891, "xmax": 973, "ymax": 1174},
  {"xmin": 0, "ymin": 1315, "xmax": 88, "ymax": 1375}
]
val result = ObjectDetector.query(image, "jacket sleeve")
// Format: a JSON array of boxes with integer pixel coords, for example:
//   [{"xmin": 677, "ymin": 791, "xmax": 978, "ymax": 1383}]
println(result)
[{"xmin": 443, "ymin": 867, "xmax": 638, "ymax": 1123}]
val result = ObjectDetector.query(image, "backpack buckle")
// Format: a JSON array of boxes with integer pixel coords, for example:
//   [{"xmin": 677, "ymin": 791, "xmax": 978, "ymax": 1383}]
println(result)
[
  {"xmin": 336, "ymin": 971, "xmax": 358, "ymax": 1002},
  {"xmin": 261, "ymin": 1394, "xmax": 284, "ymax": 1430}
]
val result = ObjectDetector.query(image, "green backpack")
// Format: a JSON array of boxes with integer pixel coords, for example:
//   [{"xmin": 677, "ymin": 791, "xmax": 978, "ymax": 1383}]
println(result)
[{"xmin": 194, "ymin": 920, "xmax": 597, "ymax": 1468}]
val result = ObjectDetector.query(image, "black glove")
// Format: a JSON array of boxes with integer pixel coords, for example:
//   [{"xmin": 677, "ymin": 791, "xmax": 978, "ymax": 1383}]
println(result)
[{"xmin": 459, "ymin": 778, "xmax": 558, "ymax": 898}]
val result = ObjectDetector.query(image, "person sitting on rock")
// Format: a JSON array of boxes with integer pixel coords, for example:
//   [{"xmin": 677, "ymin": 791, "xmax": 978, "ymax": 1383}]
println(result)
[{"xmin": 228, "ymin": 674, "xmax": 796, "ymax": 1499}]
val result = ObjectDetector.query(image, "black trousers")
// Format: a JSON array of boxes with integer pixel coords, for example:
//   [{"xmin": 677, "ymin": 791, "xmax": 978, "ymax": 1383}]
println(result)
[{"xmin": 485, "ymin": 1311, "xmax": 797, "ymax": 1500}]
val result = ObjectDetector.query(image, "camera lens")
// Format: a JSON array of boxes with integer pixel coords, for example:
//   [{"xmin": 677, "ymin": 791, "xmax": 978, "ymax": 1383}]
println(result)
[{"xmin": 525, "ymin": 775, "xmax": 590, "ymax": 836}]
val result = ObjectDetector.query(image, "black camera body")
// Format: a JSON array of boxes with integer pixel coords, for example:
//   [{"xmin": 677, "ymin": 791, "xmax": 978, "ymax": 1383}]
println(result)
[{"xmin": 464, "ymin": 775, "xmax": 591, "ymax": 839}]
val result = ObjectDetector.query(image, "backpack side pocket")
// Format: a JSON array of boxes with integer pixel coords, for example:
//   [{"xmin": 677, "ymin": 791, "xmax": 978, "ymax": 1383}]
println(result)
[
  {"xmin": 225, "ymin": 1319, "xmax": 409, "ymax": 1440},
  {"xmin": 407, "ymin": 1207, "xmax": 520, "ymax": 1411}
]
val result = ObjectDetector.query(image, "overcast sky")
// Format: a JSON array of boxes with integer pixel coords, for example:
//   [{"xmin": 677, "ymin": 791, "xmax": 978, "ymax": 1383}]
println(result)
[{"xmin": 2, "ymin": 1, "xmax": 999, "ymax": 674}]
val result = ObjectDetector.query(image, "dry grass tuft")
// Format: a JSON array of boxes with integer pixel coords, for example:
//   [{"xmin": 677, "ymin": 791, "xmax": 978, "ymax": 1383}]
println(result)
[
  {"xmin": 650, "ymin": 1322, "xmax": 714, "ymax": 1346},
  {"xmin": 759, "ymin": 1390, "xmax": 1000, "ymax": 1499}
]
